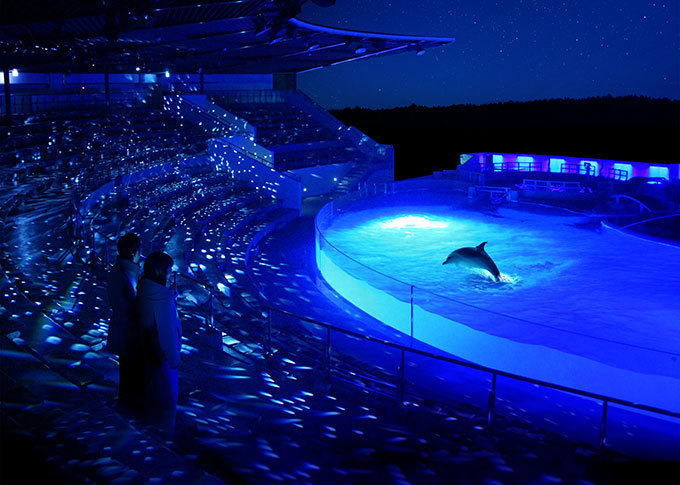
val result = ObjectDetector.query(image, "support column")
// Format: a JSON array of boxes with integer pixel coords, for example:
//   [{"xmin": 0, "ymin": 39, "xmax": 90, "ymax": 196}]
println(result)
[
  {"xmin": 3, "ymin": 67, "xmax": 11, "ymax": 125},
  {"xmin": 104, "ymin": 70, "xmax": 110, "ymax": 113}
]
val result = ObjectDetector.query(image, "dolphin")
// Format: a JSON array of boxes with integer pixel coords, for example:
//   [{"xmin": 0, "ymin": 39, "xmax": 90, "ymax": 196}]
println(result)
[{"xmin": 442, "ymin": 242, "xmax": 501, "ymax": 281}]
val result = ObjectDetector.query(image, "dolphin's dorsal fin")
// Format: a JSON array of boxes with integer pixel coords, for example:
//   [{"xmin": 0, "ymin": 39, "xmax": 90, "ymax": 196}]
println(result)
[{"xmin": 476, "ymin": 242, "xmax": 488, "ymax": 252}]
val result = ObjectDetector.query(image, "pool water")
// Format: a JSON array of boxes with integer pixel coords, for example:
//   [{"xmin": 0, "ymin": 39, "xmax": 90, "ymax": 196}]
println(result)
[{"xmin": 319, "ymin": 203, "xmax": 680, "ymax": 410}]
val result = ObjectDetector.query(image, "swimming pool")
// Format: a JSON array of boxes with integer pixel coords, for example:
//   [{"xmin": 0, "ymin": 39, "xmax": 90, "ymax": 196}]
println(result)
[{"xmin": 316, "ymin": 181, "xmax": 680, "ymax": 414}]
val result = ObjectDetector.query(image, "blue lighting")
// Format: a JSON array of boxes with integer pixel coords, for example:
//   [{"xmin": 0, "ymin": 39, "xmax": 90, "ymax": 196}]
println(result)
[
  {"xmin": 613, "ymin": 163, "xmax": 633, "ymax": 180},
  {"xmin": 380, "ymin": 215, "xmax": 448, "ymax": 230},
  {"xmin": 492, "ymin": 154, "xmax": 504, "ymax": 171},
  {"xmin": 580, "ymin": 160, "xmax": 599, "ymax": 176},
  {"xmin": 549, "ymin": 158, "xmax": 565, "ymax": 173},
  {"xmin": 517, "ymin": 156, "xmax": 534, "ymax": 171},
  {"xmin": 649, "ymin": 166, "xmax": 669, "ymax": 180}
]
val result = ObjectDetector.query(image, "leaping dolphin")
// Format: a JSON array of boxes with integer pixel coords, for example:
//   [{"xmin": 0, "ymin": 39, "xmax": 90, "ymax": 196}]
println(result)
[{"xmin": 442, "ymin": 242, "xmax": 501, "ymax": 281}]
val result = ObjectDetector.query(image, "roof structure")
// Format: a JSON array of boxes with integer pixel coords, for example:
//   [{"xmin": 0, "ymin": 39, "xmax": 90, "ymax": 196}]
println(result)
[{"xmin": 0, "ymin": 0, "xmax": 455, "ymax": 73}]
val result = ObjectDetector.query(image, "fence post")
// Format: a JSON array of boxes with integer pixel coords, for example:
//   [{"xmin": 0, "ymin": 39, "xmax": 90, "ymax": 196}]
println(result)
[
  {"xmin": 397, "ymin": 348, "xmax": 405, "ymax": 405},
  {"xmin": 90, "ymin": 224, "xmax": 97, "ymax": 265},
  {"xmin": 599, "ymin": 400, "xmax": 608, "ymax": 450},
  {"xmin": 326, "ymin": 327, "xmax": 332, "ymax": 381},
  {"xmin": 410, "ymin": 286, "xmax": 414, "ymax": 344},
  {"xmin": 266, "ymin": 311, "xmax": 272, "ymax": 358},
  {"xmin": 487, "ymin": 373, "xmax": 497, "ymax": 430},
  {"xmin": 208, "ymin": 289, "xmax": 214, "ymax": 326}
]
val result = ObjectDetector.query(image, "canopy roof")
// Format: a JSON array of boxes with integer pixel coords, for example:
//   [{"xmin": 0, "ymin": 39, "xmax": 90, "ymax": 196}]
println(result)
[{"xmin": 0, "ymin": 0, "xmax": 455, "ymax": 73}]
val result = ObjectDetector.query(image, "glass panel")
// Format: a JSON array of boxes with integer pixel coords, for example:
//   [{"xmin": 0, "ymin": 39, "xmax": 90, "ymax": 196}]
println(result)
[
  {"xmin": 604, "ymin": 404, "xmax": 680, "ymax": 460},
  {"xmin": 329, "ymin": 331, "xmax": 400, "ymax": 397},
  {"xmin": 316, "ymin": 215, "xmax": 413, "ymax": 338},
  {"xmin": 495, "ymin": 376, "xmax": 602, "ymax": 446},
  {"xmin": 404, "ymin": 351, "xmax": 490, "ymax": 411},
  {"xmin": 275, "ymin": 312, "xmax": 329, "ymax": 367}
]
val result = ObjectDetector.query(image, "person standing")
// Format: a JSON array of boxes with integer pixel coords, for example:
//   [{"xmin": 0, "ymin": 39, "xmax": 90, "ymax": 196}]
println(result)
[
  {"xmin": 136, "ymin": 252, "xmax": 182, "ymax": 437},
  {"xmin": 106, "ymin": 233, "xmax": 143, "ymax": 415}
]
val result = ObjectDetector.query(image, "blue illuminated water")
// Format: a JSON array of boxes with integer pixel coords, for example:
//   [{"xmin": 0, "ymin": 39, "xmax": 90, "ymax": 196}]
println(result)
[{"xmin": 320, "ymin": 203, "xmax": 680, "ymax": 411}]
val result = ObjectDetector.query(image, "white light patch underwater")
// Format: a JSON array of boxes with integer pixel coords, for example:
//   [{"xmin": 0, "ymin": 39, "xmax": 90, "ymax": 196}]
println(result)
[{"xmin": 379, "ymin": 215, "xmax": 449, "ymax": 230}]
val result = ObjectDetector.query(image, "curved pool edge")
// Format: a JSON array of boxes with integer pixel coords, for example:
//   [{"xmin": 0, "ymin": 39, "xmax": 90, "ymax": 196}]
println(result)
[{"xmin": 314, "ymin": 187, "xmax": 680, "ymax": 415}]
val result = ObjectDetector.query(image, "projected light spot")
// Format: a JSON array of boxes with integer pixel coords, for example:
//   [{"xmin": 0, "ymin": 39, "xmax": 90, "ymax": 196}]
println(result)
[{"xmin": 380, "ymin": 215, "xmax": 448, "ymax": 230}]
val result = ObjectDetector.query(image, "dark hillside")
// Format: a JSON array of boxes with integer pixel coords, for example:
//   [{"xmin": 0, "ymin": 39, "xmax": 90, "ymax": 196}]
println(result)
[{"xmin": 331, "ymin": 96, "xmax": 680, "ymax": 180}]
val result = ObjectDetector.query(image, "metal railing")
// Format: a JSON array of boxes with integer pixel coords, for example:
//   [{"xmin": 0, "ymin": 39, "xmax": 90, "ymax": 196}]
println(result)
[
  {"xmin": 73, "ymin": 196, "xmax": 220, "ymax": 329},
  {"xmin": 262, "ymin": 307, "xmax": 680, "ymax": 450}
]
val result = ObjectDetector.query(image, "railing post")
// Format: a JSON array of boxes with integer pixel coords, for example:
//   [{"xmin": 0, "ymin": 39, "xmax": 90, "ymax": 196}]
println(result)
[
  {"xmin": 173, "ymin": 271, "xmax": 177, "ymax": 293},
  {"xmin": 266, "ymin": 311, "xmax": 272, "ymax": 358},
  {"xmin": 208, "ymin": 289, "xmax": 214, "ymax": 326},
  {"xmin": 599, "ymin": 400, "xmax": 608, "ymax": 450},
  {"xmin": 487, "ymin": 373, "xmax": 497, "ymax": 430},
  {"xmin": 397, "ymin": 348, "xmax": 405, "ymax": 405},
  {"xmin": 410, "ymin": 285, "xmax": 414, "ymax": 344},
  {"xmin": 90, "ymin": 223, "xmax": 96, "ymax": 265},
  {"xmin": 326, "ymin": 327, "xmax": 332, "ymax": 381}
]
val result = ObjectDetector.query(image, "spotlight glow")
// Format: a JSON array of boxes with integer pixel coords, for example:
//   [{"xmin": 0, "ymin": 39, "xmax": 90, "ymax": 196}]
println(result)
[{"xmin": 380, "ymin": 215, "xmax": 448, "ymax": 230}]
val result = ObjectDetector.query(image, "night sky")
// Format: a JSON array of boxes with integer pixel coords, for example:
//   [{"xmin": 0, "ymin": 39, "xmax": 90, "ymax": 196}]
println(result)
[{"xmin": 297, "ymin": 1, "xmax": 679, "ymax": 109}]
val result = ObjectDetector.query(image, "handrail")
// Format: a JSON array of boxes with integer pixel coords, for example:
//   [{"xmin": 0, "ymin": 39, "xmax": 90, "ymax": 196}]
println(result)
[
  {"xmin": 216, "ymin": 137, "xmax": 302, "ymax": 183},
  {"xmin": 622, "ymin": 213, "xmax": 680, "ymax": 229},
  {"xmin": 608, "ymin": 194, "xmax": 652, "ymax": 213},
  {"xmin": 265, "ymin": 306, "xmax": 680, "ymax": 420},
  {"xmin": 174, "ymin": 270, "xmax": 214, "ymax": 290},
  {"xmin": 222, "ymin": 137, "xmax": 275, "ymax": 168},
  {"xmin": 175, "ymin": 96, "xmax": 234, "ymax": 131}
]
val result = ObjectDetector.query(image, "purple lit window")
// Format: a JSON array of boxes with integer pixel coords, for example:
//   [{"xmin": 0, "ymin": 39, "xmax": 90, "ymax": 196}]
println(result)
[
  {"xmin": 517, "ymin": 156, "xmax": 534, "ymax": 171},
  {"xmin": 492, "ymin": 154, "xmax": 504, "ymax": 172}
]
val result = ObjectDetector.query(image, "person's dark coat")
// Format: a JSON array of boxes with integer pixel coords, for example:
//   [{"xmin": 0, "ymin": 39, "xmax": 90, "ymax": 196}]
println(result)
[
  {"xmin": 106, "ymin": 257, "xmax": 143, "ymax": 413},
  {"xmin": 106, "ymin": 257, "xmax": 141, "ymax": 358},
  {"xmin": 136, "ymin": 277, "xmax": 182, "ymax": 435}
]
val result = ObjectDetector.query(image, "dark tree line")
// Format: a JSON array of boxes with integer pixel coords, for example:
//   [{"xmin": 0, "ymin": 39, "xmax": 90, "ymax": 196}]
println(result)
[{"xmin": 331, "ymin": 96, "xmax": 680, "ymax": 181}]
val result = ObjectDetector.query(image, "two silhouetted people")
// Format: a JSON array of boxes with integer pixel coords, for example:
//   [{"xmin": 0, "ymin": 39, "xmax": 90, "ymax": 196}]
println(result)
[{"xmin": 106, "ymin": 235, "xmax": 182, "ymax": 437}]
